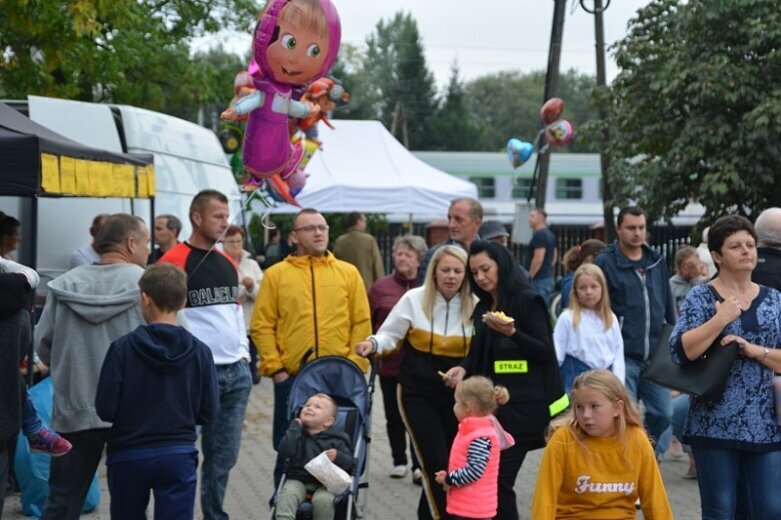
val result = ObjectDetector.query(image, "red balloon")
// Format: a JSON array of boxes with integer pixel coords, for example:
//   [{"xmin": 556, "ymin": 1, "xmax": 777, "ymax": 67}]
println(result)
[{"xmin": 540, "ymin": 97, "xmax": 565, "ymax": 124}]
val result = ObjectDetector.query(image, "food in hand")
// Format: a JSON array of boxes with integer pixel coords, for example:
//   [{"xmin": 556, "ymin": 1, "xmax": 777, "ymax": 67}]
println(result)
[{"xmin": 482, "ymin": 310, "xmax": 515, "ymax": 324}]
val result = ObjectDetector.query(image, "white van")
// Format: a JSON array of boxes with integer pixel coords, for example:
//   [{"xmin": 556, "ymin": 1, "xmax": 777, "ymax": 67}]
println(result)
[{"xmin": 0, "ymin": 95, "xmax": 242, "ymax": 288}]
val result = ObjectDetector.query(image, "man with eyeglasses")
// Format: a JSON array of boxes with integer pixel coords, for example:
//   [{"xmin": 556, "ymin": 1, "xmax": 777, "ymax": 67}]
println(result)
[{"xmin": 251, "ymin": 208, "xmax": 371, "ymax": 487}]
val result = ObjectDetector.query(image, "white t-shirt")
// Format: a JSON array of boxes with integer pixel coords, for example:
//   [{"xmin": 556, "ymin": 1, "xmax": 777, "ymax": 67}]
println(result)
[{"xmin": 553, "ymin": 308, "xmax": 625, "ymax": 383}]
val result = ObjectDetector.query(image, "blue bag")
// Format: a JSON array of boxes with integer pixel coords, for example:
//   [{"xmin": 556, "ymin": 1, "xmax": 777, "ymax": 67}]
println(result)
[{"xmin": 13, "ymin": 377, "xmax": 100, "ymax": 518}]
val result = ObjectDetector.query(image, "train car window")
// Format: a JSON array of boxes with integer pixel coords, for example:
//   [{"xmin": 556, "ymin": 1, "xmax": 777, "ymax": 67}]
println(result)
[
  {"xmin": 512, "ymin": 178, "xmax": 534, "ymax": 199},
  {"xmin": 469, "ymin": 177, "xmax": 495, "ymax": 198},
  {"xmin": 555, "ymin": 178, "xmax": 583, "ymax": 199}
]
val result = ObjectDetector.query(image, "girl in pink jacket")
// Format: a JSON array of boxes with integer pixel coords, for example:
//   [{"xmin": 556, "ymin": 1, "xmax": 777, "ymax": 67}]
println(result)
[{"xmin": 435, "ymin": 376, "xmax": 514, "ymax": 519}]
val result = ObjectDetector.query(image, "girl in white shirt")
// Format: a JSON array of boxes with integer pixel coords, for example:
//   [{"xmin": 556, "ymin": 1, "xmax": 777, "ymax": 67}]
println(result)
[{"xmin": 554, "ymin": 263, "xmax": 624, "ymax": 394}]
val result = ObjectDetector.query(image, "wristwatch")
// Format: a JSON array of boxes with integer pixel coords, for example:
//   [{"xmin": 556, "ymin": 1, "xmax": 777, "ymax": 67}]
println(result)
[{"xmin": 762, "ymin": 347, "xmax": 770, "ymax": 361}]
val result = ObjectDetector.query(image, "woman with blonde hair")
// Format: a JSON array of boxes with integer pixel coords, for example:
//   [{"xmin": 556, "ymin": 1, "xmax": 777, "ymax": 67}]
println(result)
[
  {"xmin": 356, "ymin": 245, "xmax": 474, "ymax": 519},
  {"xmin": 532, "ymin": 369, "xmax": 672, "ymax": 519},
  {"xmin": 553, "ymin": 263, "xmax": 624, "ymax": 393}
]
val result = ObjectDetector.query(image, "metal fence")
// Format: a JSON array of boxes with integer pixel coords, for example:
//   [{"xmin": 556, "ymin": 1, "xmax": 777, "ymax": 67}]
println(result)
[{"xmin": 371, "ymin": 223, "xmax": 694, "ymax": 279}]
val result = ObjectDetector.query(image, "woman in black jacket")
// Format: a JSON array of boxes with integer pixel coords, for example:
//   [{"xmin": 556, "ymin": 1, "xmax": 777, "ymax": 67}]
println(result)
[{"xmin": 445, "ymin": 240, "xmax": 568, "ymax": 520}]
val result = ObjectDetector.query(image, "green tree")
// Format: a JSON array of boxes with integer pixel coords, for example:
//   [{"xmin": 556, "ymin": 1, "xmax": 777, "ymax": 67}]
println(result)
[
  {"xmin": 429, "ymin": 64, "xmax": 482, "ymax": 151},
  {"xmin": 606, "ymin": 0, "xmax": 781, "ymax": 227},
  {"xmin": 361, "ymin": 12, "xmax": 439, "ymax": 150},
  {"xmin": 463, "ymin": 69, "xmax": 598, "ymax": 152},
  {"xmin": 0, "ymin": 0, "xmax": 257, "ymax": 111}
]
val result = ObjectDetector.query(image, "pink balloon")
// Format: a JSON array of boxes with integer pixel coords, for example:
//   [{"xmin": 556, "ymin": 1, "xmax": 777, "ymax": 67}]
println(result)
[{"xmin": 545, "ymin": 119, "xmax": 574, "ymax": 146}]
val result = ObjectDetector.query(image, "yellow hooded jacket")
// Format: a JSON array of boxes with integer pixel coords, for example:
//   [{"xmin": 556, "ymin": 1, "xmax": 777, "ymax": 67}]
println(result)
[{"xmin": 251, "ymin": 252, "xmax": 371, "ymax": 376}]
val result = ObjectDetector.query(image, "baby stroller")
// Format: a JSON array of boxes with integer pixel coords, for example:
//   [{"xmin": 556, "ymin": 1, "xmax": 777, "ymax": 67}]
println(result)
[{"xmin": 270, "ymin": 355, "xmax": 377, "ymax": 519}]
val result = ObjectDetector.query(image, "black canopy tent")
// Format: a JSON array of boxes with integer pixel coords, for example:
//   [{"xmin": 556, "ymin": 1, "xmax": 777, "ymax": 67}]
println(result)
[
  {"xmin": 0, "ymin": 100, "xmax": 156, "ymax": 266},
  {"xmin": 0, "ymin": 101, "xmax": 156, "ymax": 383}
]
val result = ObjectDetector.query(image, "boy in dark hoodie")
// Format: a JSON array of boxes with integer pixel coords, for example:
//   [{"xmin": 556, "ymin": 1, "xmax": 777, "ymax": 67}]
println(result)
[
  {"xmin": 275, "ymin": 393, "xmax": 354, "ymax": 520},
  {"xmin": 95, "ymin": 263, "xmax": 219, "ymax": 519}
]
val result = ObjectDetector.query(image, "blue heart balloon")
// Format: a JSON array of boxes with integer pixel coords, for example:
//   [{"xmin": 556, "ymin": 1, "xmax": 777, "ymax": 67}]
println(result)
[{"xmin": 506, "ymin": 138, "xmax": 534, "ymax": 169}]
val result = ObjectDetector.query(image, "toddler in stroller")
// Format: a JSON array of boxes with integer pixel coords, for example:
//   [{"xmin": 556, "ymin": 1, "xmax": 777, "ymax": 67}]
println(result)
[
  {"xmin": 274, "ymin": 393, "xmax": 354, "ymax": 519},
  {"xmin": 271, "ymin": 356, "xmax": 376, "ymax": 520}
]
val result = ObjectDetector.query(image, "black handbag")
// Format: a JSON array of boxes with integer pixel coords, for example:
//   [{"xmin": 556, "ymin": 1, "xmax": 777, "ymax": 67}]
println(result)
[{"xmin": 642, "ymin": 291, "xmax": 738, "ymax": 402}]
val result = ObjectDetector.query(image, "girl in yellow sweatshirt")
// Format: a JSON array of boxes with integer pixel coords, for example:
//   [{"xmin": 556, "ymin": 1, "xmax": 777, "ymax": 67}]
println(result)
[{"xmin": 531, "ymin": 369, "xmax": 672, "ymax": 519}]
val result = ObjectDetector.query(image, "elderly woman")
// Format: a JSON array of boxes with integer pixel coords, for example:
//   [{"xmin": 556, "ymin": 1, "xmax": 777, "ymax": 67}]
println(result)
[
  {"xmin": 367, "ymin": 235, "xmax": 428, "ymax": 483},
  {"xmin": 222, "ymin": 224, "xmax": 263, "ymax": 384},
  {"xmin": 669, "ymin": 215, "xmax": 781, "ymax": 519},
  {"xmin": 446, "ymin": 240, "xmax": 567, "ymax": 520},
  {"xmin": 356, "ymin": 245, "xmax": 474, "ymax": 520}
]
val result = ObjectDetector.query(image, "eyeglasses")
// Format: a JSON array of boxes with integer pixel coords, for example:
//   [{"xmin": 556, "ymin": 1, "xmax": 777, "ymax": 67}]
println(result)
[
  {"xmin": 222, "ymin": 239, "xmax": 244, "ymax": 245},
  {"xmin": 293, "ymin": 225, "xmax": 329, "ymax": 233}
]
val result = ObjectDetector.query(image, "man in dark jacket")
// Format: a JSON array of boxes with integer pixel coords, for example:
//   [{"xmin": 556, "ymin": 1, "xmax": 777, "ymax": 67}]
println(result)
[
  {"xmin": 0, "ymin": 273, "xmax": 32, "ymax": 512},
  {"xmin": 753, "ymin": 207, "xmax": 781, "ymax": 290},
  {"xmin": 595, "ymin": 206, "xmax": 676, "ymax": 458}
]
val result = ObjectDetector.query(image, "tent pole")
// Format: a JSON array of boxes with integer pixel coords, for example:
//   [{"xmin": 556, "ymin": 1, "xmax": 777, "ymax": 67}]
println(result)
[
  {"xmin": 150, "ymin": 197, "xmax": 156, "ymax": 256},
  {"xmin": 26, "ymin": 196, "xmax": 39, "ymax": 386}
]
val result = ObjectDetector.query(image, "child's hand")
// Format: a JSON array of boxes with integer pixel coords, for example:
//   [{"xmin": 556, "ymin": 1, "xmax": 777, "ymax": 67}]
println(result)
[
  {"xmin": 325, "ymin": 449, "xmax": 337, "ymax": 461},
  {"xmin": 434, "ymin": 470, "xmax": 449, "ymax": 491},
  {"xmin": 220, "ymin": 107, "xmax": 238, "ymax": 121}
]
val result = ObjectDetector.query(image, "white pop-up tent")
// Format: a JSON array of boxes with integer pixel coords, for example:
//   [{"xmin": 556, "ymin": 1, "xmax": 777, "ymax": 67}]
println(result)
[{"xmin": 267, "ymin": 120, "xmax": 477, "ymax": 215}]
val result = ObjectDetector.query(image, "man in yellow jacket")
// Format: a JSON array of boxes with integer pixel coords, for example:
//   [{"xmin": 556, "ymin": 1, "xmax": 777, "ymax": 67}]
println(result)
[{"xmin": 251, "ymin": 208, "xmax": 371, "ymax": 486}]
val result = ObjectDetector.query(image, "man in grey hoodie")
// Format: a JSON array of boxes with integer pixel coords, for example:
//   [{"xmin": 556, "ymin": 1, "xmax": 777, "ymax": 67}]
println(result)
[{"xmin": 36, "ymin": 213, "xmax": 150, "ymax": 520}]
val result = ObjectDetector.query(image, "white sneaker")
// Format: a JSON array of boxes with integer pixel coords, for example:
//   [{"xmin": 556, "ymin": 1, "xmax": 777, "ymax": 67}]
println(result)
[
  {"xmin": 412, "ymin": 468, "xmax": 423, "ymax": 485},
  {"xmin": 390, "ymin": 465, "xmax": 407, "ymax": 478}
]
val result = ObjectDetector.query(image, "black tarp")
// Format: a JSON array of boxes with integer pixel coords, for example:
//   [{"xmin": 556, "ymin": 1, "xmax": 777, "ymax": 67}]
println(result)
[{"xmin": 0, "ymin": 101, "xmax": 153, "ymax": 196}]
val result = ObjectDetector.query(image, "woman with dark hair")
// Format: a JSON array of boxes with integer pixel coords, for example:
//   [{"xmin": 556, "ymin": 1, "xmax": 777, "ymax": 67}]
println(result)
[
  {"xmin": 670, "ymin": 215, "xmax": 781, "ymax": 519},
  {"xmin": 559, "ymin": 238, "xmax": 606, "ymax": 308},
  {"xmin": 0, "ymin": 213, "xmax": 21, "ymax": 259},
  {"xmin": 445, "ymin": 240, "xmax": 568, "ymax": 520}
]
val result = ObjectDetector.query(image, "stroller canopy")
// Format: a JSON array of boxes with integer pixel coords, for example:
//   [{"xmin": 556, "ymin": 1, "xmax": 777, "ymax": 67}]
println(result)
[{"xmin": 287, "ymin": 357, "xmax": 370, "ymax": 426}]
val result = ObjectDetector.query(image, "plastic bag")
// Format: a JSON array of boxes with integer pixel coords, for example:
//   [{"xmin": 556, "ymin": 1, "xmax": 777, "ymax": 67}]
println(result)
[
  {"xmin": 303, "ymin": 451, "xmax": 352, "ymax": 495},
  {"xmin": 14, "ymin": 377, "xmax": 100, "ymax": 517}
]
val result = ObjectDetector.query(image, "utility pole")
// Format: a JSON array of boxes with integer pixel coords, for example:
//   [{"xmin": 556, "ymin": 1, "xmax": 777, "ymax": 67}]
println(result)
[
  {"xmin": 582, "ymin": 0, "xmax": 615, "ymax": 243},
  {"xmin": 534, "ymin": 0, "xmax": 567, "ymax": 210}
]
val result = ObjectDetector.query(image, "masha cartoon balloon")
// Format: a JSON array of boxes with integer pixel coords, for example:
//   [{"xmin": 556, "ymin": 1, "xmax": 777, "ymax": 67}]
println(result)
[{"xmin": 221, "ymin": 0, "xmax": 341, "ymax": 205}]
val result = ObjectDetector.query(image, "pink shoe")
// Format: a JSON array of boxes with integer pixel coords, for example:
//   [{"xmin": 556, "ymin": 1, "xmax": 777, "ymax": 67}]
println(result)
[{"xmin": 28, "ymin": 428, "xmax": 73, "ymax": 457}]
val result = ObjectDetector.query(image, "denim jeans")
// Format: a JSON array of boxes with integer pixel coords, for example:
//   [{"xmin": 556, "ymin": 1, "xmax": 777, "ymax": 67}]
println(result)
[
  {"xmin": 623, "ymin": 356, "xmax": 672, "ymax": 456},
  {"xmin": 200, "ymin": 360, "xmax": 252, "ymax": 520},
  {"xmin": 21, "ymin": 391, "xmax": 42, "ymax": 437},
  {"xmin": 41, "ymin": 428, "xmax": 109, "ymax": 520},
  {"xmin": 559, "ymin": 355, "xmax": 592, "ymax": 396},
  {"xmin": 531, "ymin": 276, "xmax": 553, "ymax": 308},
  {"xmin": 272, "ymin": 376, "xmax": 297, "ymax": 488},
  {"xmin": 657, "ymin": 393, "xmax": 691, "ymax": 455},
  {"xmin": 691, "ymin": 444, "xmax": 781, "ymax": 520}
]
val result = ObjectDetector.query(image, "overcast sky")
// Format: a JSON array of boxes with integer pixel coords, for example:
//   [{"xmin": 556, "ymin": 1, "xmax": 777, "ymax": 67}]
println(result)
[{"xmin": 193, "ymin": 0, "xmax": 651, "ymax": 89}]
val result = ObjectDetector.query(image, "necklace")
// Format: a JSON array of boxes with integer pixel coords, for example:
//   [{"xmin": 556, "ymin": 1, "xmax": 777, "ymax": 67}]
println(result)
[{"xmin": 713, "ymin": 281, "xmax": 755, "ymax": 310}]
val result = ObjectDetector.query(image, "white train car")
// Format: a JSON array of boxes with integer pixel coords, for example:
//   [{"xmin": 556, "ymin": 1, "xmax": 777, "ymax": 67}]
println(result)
[{"xmin": 413, "ymin": 151, "xmax": 704, "ymax": 227}]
